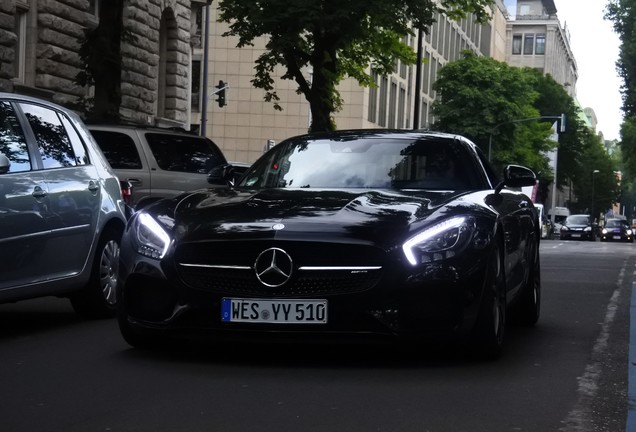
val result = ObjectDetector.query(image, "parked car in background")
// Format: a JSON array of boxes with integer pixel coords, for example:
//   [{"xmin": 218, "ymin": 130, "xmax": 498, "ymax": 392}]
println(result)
[
  {"xmin": 534, "ymin": 203, "xmax": 551, "ymax": 239},
  {"xmin": 600, "ymin": 218, "xmax": 634, "ymax": 242},
  {"xmin": 548, "ymin": 206, "xmax": 570, "ymax": 233},
  {"xmin": 87, "ymin": 124, "xmax": 249, "ymax": 209},
  {"xmin": 0, "ymin": 92, "xmax": 128, "ymax": 317},
  {"xmin": 560, "ymin": 214, "xmax": 596, "ymax": 241},
  {"xmin": 116, "ymin": 129, "xmax": 541, "ymax": 359}
]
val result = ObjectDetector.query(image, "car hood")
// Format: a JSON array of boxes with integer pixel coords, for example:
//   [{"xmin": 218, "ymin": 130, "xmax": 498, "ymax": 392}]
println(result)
[
  {"xmin": 148, "ymin": 188, "xmax": 488, "ymax": 245},
  {"xmin": 564, "ymin": 223, "xmax": 590, "ymax": 229}
]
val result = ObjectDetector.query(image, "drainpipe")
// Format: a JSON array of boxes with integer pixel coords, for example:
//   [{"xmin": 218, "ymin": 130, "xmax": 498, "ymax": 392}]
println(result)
[{"xmin": 200, "ymin": 1, "xmax": 212, "ymax": 136}]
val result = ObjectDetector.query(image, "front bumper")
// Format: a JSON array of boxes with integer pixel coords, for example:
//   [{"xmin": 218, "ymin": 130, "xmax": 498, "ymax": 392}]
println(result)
[{"xmin": 117, "ymin": 251, "xmax": 491, "ymax": 344}]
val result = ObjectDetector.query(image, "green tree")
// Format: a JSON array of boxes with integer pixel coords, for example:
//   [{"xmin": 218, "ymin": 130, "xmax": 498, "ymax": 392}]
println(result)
[
  {"xmin": 217, "ymin": 0, "xmax": 494, "ymax": 132},
  {"xmin": 531, "ymin": 70, "xmax": 587, "ymax": 202},
  {"xmin": 605, "ymin": 0, "xmax": 636, "ymax": 205},
  {"xmin": 606, "ymin": 0, "xmax": 636, "ymax": 118},
  {"xmin": 569, "ymin": 129, "xmax": 620, "ymax": 218},
  {"xmin": 431, "ymin": 52, "xmax": 554, "ymax": 182}
]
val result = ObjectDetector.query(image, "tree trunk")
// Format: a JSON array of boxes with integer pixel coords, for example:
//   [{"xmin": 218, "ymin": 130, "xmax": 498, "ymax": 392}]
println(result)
[
  {"xmin": 308, "ymin": 44, "xmax": 338, "ymax": 133},
  {"xmin": 90, "ymin": 1, "xmax": 124, "ymax": 121}
]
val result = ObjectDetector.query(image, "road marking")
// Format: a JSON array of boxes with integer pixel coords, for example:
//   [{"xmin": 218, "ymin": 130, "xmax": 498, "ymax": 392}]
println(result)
[
  {"xmin": 562, "ymin": 259, "xmax": 627, "ymax": 431},
  {"xmin": 628, "ymin": 281, "xmax": 636, "ymax": 432}
]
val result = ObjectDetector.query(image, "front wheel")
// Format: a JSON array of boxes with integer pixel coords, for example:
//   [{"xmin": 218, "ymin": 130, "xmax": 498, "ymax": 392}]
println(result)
[
  {"xmin": 70, "ymin": 227, "xmax": 122, "ymax": 319},
  {"xmin": 470, "ymin": 241, "xmax": 506, "ymax": 360},
  {"xmin": 512, "ymin": 241, "xmax": 541, "ymax": 326}
]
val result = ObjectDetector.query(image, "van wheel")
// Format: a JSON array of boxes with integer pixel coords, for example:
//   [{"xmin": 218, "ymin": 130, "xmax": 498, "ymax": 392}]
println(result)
[{"xmin": 70, "ymin": 227, "xmax": 122, "ymax": 319}]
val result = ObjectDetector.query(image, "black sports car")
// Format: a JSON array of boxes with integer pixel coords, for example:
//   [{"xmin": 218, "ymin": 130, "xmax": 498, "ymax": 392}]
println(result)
[{"xmin": 116, "ymin": 130, "xmax": 541, "ymax": 359}]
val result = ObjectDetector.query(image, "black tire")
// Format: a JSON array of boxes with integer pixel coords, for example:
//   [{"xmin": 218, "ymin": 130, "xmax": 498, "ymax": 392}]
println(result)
[
  {"xmin": 512, "ymin": 241, "xmax": 541, "ymax": 326},
  {"xmin": 470, "ymin": 241, "xmax": 506, "ymax": 360},
  {"xmin": 70, "ymin": 227, "xmax": 122, "ymax": 319}
]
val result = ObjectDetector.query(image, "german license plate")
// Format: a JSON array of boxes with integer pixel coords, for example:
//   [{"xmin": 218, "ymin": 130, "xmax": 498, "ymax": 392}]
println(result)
[
  {"xmin": 221, "ymin": 298, "xmax": 328, "ymax": 324},
  {"xmin": 614, "ymin": 236, "xmax": 621, "ymax": 240},
  {"xmin": 571, "ymin": 234, "xmax": 581, "ymax": 238}
]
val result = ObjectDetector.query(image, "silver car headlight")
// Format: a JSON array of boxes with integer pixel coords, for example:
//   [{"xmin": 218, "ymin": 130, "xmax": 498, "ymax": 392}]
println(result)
[
  {"xmin": 402, "ymin": 216, "xmax": 474, "ymax": 266},
  {"xmin": 602, "ymin": 228, "xmax": 608, "ymax": 235},
  {"xmin": 584, "ymin": 227, "xmax": 591, "ymax": 232},
  {"xmin": 628, "ymin": 229, "xmax": 633, "ymax": 235},
  {"xmin": 133, "ymin": 212, "xmax": 172, "ymax": 259}
]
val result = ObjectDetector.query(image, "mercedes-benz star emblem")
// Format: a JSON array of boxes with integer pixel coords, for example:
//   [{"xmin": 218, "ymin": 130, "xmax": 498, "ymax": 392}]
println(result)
[{"xmin": 254, "ymin": 247, "xmax": 293, "ymax": 287}]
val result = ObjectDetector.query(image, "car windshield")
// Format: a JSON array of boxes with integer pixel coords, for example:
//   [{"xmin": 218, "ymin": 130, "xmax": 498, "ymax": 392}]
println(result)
[
  {"xmin": 566, "ymin": 215, "xmax": 590, "ymax": 225},
  {"xmin": 239, "ymin": 136, "xmax": 483, "ymax": 190},
  {"xmin": 605, "ymin": 219, "xmax": 627, "ymax": 228}
]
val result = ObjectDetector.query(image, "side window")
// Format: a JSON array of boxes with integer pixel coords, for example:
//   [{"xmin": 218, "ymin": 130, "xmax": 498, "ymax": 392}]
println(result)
[
  {"xmin": 90, "ymin": 130, "xmax": 142, "ymax": 169},
  {"xmin": 146, "ymin": 133, "xmax": 227, "ymax": 173},
  {"xmin": 19, "ymin": 103, "xmax": 76, "ymax": 169},
  {"xmin": 60, "ymin": 115, "xmax": 88, "ymax": 165},
  {"xmin": 0, "ymin": 101, "xmax": 32, "ymax": 173}
]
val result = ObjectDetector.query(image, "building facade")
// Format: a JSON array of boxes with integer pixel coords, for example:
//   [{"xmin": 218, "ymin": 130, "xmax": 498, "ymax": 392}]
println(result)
[
  {"xmin": 191, "ymin": 0, "xmax": 509, "ymax": 163},
  {"xmin": 504, "ymin": 0, "xmax": 577, "ymax": 95},
  {"xmin": 0, "ymin": 0, "xmax": 201, "ymax": 127}
]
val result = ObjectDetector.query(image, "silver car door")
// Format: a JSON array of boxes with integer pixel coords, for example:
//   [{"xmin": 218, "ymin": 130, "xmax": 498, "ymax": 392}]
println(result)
[{"xmin": 18, "ymin": 102, "xmax": 100, "ymax": 280}]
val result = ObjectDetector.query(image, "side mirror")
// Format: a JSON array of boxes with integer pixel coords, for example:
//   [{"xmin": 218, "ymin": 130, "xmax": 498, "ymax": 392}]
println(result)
[
  {"xmin": 0, "ymin": 153, "xmax": 10, "ymax": 174},
  {"xmin": 207, "ymin": 163, "xmax": 236, "ymax": 186},
  {"xmin": 494, "ymin": 164, "xmax": 536, "ymax": 194}
]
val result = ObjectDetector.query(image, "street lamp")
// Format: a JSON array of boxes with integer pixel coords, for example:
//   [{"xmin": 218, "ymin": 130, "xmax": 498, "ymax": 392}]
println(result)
[
  {"xmin": 592, "ymin": 169, "xmax": 600, "ymax": 221},
  {"xmin": 487, "ymin": 114, "xmax": 565, "ymax": 161}
]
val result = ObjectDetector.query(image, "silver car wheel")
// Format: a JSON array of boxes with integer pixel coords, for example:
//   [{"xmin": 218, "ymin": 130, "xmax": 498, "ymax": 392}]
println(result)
[{"xmin": 99, "ymin": 239, "xmax": 120, "ymax": 306}]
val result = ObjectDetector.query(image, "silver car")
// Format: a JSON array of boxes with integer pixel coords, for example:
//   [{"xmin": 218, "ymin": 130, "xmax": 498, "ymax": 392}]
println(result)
[{"xmin": 0, "ymin": 92, "xmax": 128, "ymax": 318}]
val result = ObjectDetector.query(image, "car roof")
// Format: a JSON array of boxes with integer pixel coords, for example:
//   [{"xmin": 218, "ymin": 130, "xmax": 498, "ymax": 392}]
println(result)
[
  {"xmin": 0, "ymin": 92, "xmax": 73, "ymax": 113},
  {"xmin": 86, "ymin": 122, "xmax": 198, "ymax": 135}
]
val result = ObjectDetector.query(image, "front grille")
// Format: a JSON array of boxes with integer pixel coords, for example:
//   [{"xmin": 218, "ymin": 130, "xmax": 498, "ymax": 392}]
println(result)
[
  {"xmin": 175, "ymin": 240, "xmax": 385, "ymax": 297},
  {"xmin": 178, "ymin": 265, "xmax": 382, "ymax": 297}
]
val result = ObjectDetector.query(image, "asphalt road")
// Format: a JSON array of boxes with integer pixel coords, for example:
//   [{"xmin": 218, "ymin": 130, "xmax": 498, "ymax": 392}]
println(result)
[{"xmin": 0, "ymin": 239, "xmax": 632, "ymax": 432}]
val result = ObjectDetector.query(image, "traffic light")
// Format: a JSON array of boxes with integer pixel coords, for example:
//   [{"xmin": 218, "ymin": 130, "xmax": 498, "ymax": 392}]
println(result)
[{"xmin": 216, "ymin": 80, "xmax": 226, "ymax": 107}]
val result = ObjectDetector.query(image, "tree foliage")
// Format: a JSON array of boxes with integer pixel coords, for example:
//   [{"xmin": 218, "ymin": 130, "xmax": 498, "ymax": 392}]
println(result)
[
  {"xmin": 431, "ymin": 53, "xmax": 554, "ymax": 186},
  {"xmin": 217, "ymin": 0, "xmax": 495, "ymax": 132},
  {"xmin": 606, "ymin": 0, "xmax": 636, "ymax": 117},
  {"xmin": 430, "ymin": 52, "xmax": 620, "ymax": 209}
]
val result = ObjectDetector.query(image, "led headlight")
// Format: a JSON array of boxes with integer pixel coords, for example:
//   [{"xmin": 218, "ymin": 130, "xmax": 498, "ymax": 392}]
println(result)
[
  {"xmin": 133, "ymin": 212, "xmax": 171, "ymax": 259},
  {"xmin": 602, "ymin": 228, "xmax": 609, "ymax": 235},
  {"xmin": 584, "ymin": 227, "xmax": 591, "ymax": 232},
  {"xmin": 402, "ymin": 216, "xmax": 474, "ymax": 266},
  {"xmin": 627, "ymin": 229, "xmax": 633, "ymax": 236}
]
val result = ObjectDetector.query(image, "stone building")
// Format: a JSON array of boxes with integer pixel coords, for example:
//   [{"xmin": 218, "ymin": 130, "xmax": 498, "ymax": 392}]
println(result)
[
  {"xmin": 0, "ymin": 0, "xmax": 202, "ymax": 127},
  {"xmin": 504, "ymin": 0, "xmax": 578, "ymax": 94}
]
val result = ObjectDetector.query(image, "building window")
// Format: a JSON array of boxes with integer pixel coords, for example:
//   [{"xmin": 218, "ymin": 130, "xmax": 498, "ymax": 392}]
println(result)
[
  {"xmin": 367, "ymin": 69, "xmax": 378, "ymax": 123},
  {"xmin": 89, "ymin": 0, "xmax": 99, "ymax": 18},
  {"xmin": 191, "ymin": 58, "xmax": 201, "ymax": 111},
  {"xmin": 398, "ymin": 86, "xmax": 406, "ymax": 129},
  {"xmin": 523, "ymin": 34, "xmax": 534, "ymax": 55},
  {"xmin": 378, "ymin": 76, "xmax": 388, "ymax": 127},
  {"xmin": 535, "ymin": 34, "xmax": 546, "ymax": 55},
  {"xmin": 512, "ymin": 35, "xmax": 522, "ymax": 55},
  {"xmin": 519, "ymin": 4, "xmax": 531, "ymax": 16},
  {"xmin": 388, "ymin": 81, "xmax": 397, "ymax": 128},
  {"xmin": 13, "ymin": 8, "xmax": 27, "ymax": 83}
]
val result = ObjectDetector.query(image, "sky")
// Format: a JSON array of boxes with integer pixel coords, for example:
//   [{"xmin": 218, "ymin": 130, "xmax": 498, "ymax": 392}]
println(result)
[{"xmin": 553, "ymin": 0, "xmax": 623, "ymax": 141}]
